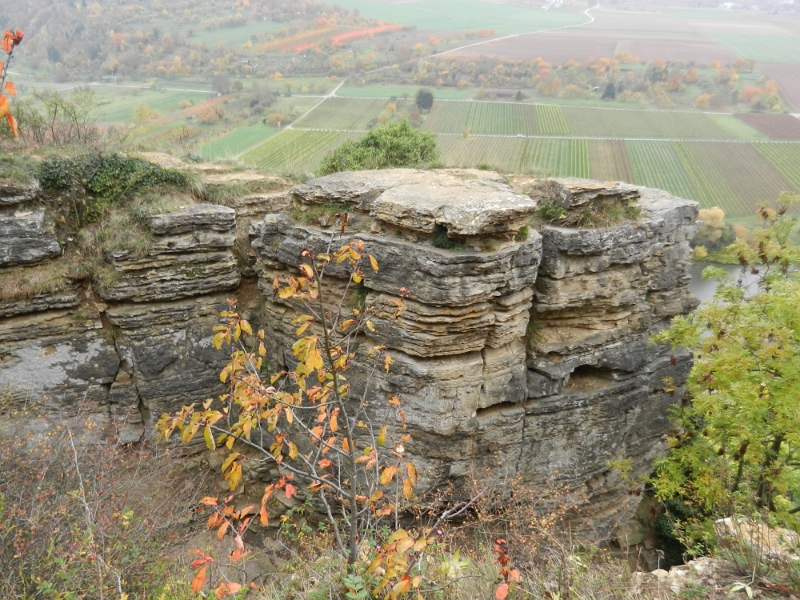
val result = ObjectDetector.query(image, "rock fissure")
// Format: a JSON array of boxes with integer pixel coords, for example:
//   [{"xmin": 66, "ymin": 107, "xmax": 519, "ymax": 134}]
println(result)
[{"xmin": 0, "ymin": 169, "xmax": 699, "ymax": 538}]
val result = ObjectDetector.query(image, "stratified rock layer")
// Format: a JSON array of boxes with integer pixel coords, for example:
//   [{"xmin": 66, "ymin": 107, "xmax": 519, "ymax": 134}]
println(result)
[
  {"xmin": 0, "ymin": 170, "xmax": 698, "ymax": 539},
  {"xmin": 248, "ymin": 171, "xmax": 699, "ymax": 538}
]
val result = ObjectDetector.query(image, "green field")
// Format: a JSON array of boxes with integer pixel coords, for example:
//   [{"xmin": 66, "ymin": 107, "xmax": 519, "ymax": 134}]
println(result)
[
  {"xmin": 711, "ymin": 34, "xmax": 800, "ymax": 64},
  {"xmin": 240, "ymin": 129, "xmax": 360, "ymax": 172},
  {"xmin": 199, "ymin": 125, "xmax": 277, "ymax": 160},
  {"xmin": 337, "ymin": 85, "xmax": 474, "ymax": 100},
  {"xmin": 294, "ymin": 97, "xmax": 389, "ymax": 130},
  {"xmin": 242, "ymin": 125, "xmax": 800, "ymax": 218},
  {"xmin": 326, "ymin": 0, "xmax": 587, "ymax": 34}
]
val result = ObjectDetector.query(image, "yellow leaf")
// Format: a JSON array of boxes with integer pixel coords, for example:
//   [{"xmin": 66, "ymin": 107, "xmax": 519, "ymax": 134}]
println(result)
[
  {"xmin": 368, "ymin": 254, "xmax": 379, "ymax": 272},
  {"xmin": 288, "ymin": 442, "xmax": 299, "ymax": 459},
  {"xmin": 228, "ymin": 463, "xmax": 242, "ymax": 491},
  {"xmin": 204, "ymin": 424, "xmax": 216, "ymax": 451},
  {"xmin": 406, "ymin": 462, "xmax": 417, "ymax": 487},
  {"xmin": 403, "ymin": 478, "xmax": 413, "ymax": 500},
  {"xmin": 380, "ymin": 465, "xmax": 397, "ymax": 485},
  {"xmin": 296, "ymin": 322, "xmax": 311, "ymax": 336},
  {"xmin": 240, "ymin": 320, "xmax": 252, "ymax": 335},
  {"xmin": 377, "ymin": 426, "xmax": 387, "ymax": 446},
  {"xmin": 365, "ymin": 320, "xmax": 375, "ymax": 332},
  {"xmin": 384, "ymin": 355, "xmax": 393, "ymax": 373}
]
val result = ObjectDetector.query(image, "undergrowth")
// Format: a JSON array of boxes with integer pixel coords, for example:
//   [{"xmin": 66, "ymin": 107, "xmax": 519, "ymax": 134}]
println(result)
[{"xmin": 535, "ymin": 198, "xmax": 641, "ymax": 229}]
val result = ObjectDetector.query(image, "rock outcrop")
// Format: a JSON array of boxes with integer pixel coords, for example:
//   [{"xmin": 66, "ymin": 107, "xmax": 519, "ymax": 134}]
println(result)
[{"xmin": 0, "ymin": 167, "xmax": 699, "ymax": 538}]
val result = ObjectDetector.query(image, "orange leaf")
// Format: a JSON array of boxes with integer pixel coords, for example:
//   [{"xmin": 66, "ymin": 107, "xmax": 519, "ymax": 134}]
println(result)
[
  {"xmin": 406, "ymin": 462, "xmax": 418, "ymax": 487},
  {"xmin": 341, "ymin": 437, "xmax": 350, "ymax": 453},
  {"xmin": 260, "ymin": 505, "xmax": 269, "ymax": 526},
  {"xmin": 380, "ymin": 465, "xmax": 397, "ymax": 486},
  {"xmin": 329, "ymin": 413, "xmax": 338, "ymax": 433},
  {"xmin": 403, "ymin": 478, "xmax": 413, "ymax": 500},
  {"xmin": 509, "ymin": 569, "xmax": 521, "ymax": 583},
  {"xmin": 0, "ymin": 94, "xmax": 8, "ymax": 119},
  {"xmin": 217, "ymin": 521, "xmax": 229, "ymax": 540},
  {"xmin": 199, "ymin": 496, "xmax": 218, "ymax": 506},
  {"xmin": 0, "ymin": 109, "xmax": 12, "ymax": 135},
  {"xmin": 191, "ymin": 565, "xmax": 207, "ymax": 593},
  {"xmin": 495, "ymin": 583, "xmax": 509, "ymax": 600},
  {"xmin": 4, "ymin": 81, "xmax": 15, "ymax": 97},
  {"xmin": 285, "ymin": 483, "xmax": 297, "ymax": 499}
]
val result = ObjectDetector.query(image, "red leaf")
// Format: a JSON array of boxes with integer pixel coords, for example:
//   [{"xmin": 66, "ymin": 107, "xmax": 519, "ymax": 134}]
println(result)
[
  {"xmin": 495, "ymin": 583, "xmax": 509, "ymax": 600},
  {"xmin": 191, "ymin": 565, "xmax": 207, "ymax": 593}
]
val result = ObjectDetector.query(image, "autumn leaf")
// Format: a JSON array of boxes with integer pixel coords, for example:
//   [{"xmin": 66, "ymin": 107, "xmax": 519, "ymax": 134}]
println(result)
[
  {"xmin": 368, "ymin": 254, "xmax": 379, "ymax": 272},
  {"xmin": 217, "ymin": 520, "xmax": 229, "ymax": 540},
  {"xmin": 228, "ymin": 463, "xmax": 242, "ymax": 491},
  {"xmin": 285, "ymin": 483, "xmax": 297, "ymax": 499},
  {"xmin": 380, "ymin": 465, "xmax": 397, "ymax": 485},
  {"xmin": 495, "ymin": 583, "xmax": 509, "ymax": 600},
  {"xmin": 406, "ymin": 462, "xmax": 418, "ymax": 487},
  {"xmin": 288, "ymin": 441, "xmax": 299, "ymax": 460},
  {"xmin": 403, "ymin": 478, "xmax": 413, "ymax": 500},
  {"xmin": 191, "ymin": 565, "xmax": 207, "ymax": 593},
  {"xmin": 4, "ymin": 82, "xmax": 16, "ymax": 97},
  {"xmin": 377, "ymin": 426, "xmax": 387, "ymax": 446},
  {"xmin": 329, "ymin": 413, "xmax": 339, "ymax": 433}
]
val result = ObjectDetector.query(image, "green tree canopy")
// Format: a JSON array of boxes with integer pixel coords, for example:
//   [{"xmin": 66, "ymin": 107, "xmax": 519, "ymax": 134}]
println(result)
[
  {"xmin": 652, "ymin": 193, "xmax": 800, "ymax": 547},
  {"xmin": 317, "ymin": 121, "xmax": 439, "ymax": 175},
  {"xmin": 415, "ymin": 88, "xmax": 434, "ymax": 111}
]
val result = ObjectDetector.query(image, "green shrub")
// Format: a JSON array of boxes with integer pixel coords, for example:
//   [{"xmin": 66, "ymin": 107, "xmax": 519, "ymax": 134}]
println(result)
[
  {"xmin": 317, "ymin": 121, "xmax": 439, "ymax": 175},
  {"xmin": 38, "ymin": 152, "xmax": 188, "ymax": 226}
]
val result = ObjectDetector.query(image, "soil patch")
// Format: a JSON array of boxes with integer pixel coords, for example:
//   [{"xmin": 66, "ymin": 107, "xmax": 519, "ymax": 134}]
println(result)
[{"xmin": 736, "ymin": 113, "xmax": 800, "ymax": 139}]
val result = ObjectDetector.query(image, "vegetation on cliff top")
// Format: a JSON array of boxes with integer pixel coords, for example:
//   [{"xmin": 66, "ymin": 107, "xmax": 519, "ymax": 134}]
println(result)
[{"xmin": 317, "ymin": 121, "xmax": 439, "ymax": 175}]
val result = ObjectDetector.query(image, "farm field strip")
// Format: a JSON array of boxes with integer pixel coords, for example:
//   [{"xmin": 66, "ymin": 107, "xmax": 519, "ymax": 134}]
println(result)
[
  {"xmin": 337, "ymin": 94, "xmax": 735, "ymax": 115},
  {"xmin": 562, "ymin": 106, "xmax": 733, "ymax": 139},
  {"xmin": 422, "ymin": 101, "xmax": 540, "ymax": 135},
  {"xmin": 535, "ymin": 106, "xmax": 570, "ymax": 135},
  {"xmin": 692, "ymin": 142, "xmax": 795, "ymax": 215},
  {"xmin": 589, "ymin": 140, "xmax": 636, "ymax": 182},
  {"xmin": 753, "ymin": 143, "xmax": 800, "ymax": 192},
  {"xmin": 671, "ymin": 142, "xmax": 748, "ymax": 214},
  {"xmin": 238, "ymin": 126, "xmax": 800, "ymax": 218},
  {"xmin": 711, "ymin": 34, "xmax": 800, "ymax": 64},
  {"xmin": 293, "ymin": 98, "xmax": 388, "ymax": 130},
  {"xmin": 240, "ymin": 129, "xmax": 359, "ymax": 172},
  {"xmin": 626, "ymin": 141, "xmax": 699, "ymax": 201}
]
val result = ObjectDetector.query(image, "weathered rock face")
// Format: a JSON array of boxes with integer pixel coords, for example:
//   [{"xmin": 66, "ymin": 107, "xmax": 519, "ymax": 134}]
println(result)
[
  {"xmin": 0, "ymin": 169, "xmax": 698, "ymax": 538},
  {"xmin": 250, "ymin": 171, "xmax": 698, "ymax": 537}
]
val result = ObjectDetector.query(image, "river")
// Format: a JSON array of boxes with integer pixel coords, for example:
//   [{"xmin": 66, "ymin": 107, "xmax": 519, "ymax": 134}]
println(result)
[{"xmin": 688, "ymin": 261, "xmax": 761, "ymax": 303}]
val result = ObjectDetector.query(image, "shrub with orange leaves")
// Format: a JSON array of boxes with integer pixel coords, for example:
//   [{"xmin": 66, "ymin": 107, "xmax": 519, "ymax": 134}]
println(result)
[
  {"xmin": 0, "ymin": 29, "xmax": 24, "ymax": 137},
  {"xmin": 158, "ymin": 230, "xmax": 440, "ymax": 598}
]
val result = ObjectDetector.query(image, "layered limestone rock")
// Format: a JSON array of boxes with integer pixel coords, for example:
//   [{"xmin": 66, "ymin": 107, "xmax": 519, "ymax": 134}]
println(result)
[
  {"xmin": 249, "ymin": 171, "xmax": 699, "ymax": 537},
  {"xmin": 0, "ymin": 168, "xmax": 699, "ymax": 538}
]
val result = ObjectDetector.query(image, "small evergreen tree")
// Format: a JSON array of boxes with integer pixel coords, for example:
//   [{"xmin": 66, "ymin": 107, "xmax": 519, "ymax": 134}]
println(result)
[{"xmin": 415, "ymin": 88, "xmax": 434, "ymax": 111}]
